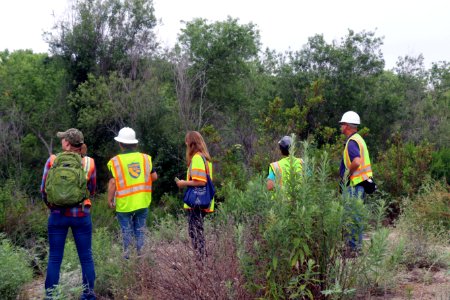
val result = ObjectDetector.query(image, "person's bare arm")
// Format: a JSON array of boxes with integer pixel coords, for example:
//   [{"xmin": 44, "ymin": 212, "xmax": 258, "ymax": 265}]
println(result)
[
  {"xmin": 267, "ymin": 179, "xmax": 275, "ymax": 191},
  {"xmin": 107, "ymin": 178, "xmax": 116, "ymax": 209},
  {"xmin": 176, "ymin": 179, "xmax": 206, "ymax": 188}
]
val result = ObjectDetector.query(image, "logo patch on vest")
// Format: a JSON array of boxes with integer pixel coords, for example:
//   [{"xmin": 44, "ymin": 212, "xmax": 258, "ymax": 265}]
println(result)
[{"xmin": 128, "ymin": 162, "xmax": 141, "ymax": 178}]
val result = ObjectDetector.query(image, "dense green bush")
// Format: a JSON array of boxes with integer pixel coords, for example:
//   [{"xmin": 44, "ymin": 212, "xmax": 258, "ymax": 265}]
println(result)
[
  {"xmin": 0, "ymin": 179, "xmax": 48, "ymax": 248},
  {"xmin": 90, "ymin": 194, "xmax": 119, "ymax": 231},
  {"xmin": 376, "ymin": 135, "xmax": 434, "ymax": 198},
  {"xmin": 431, "ymin": 148, "xmax": 450, "ymax": 184},
  {"xmin": 218, "ymin": 142, "xmax": 369, "ymax": 298},
  {"xmin": 0, "ymin": 236, "xmax": 34, "ymax": 299}
]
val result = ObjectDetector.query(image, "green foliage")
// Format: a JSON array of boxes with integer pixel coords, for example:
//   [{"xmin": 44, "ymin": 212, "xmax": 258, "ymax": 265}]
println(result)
[
  {"xmin": 46, "ymin": 0, "xmax": 157, "ymax": 85},
  {"xmin": 431, "ymin": 148, "xmax": 450, "ymax": 183},
  {"xmin": 0, "ymin": 180, "xmax": 47, "ymax": 247},
  {"xmin": 68, "ymin": 72, "xmax": 182, "ymax": 197},
  {"xmin": 92, "ymin": 228, "xmax": 137, "ymax": 297},
  {"xmin": 394, "ymin": 181, "xmax": 449, "ymax": 269},
  {"xmin": 57, "ymin": 227, "xmax": 136, "ymax": 298},
  {"xmin": 152, "ymin": 193, "xmax": 184, "ymax": 222},
  {"xmin": 399, "ymin": 181, "xmax": 450, "ymax": 237},
  {"xmin": 90, "ymin": 193, "xmax": 119, "ymax": 231},
  {"xmin": 0, "ymin": 236, "xmax": 34, "ymax": 300},
  {"xmin": 376, "ymin": 134, "xmax": 434, "ymax": 198},
  {"xmin": 0, "ymin": 50, "xmax": 69, "ymax": 191},
  {"xmin": 178, "ymin": 16, "xmax": 260, "ymax": 90},
  {"xmin": 1, "ymin": 7, "xmax": 449, "ymax": 297},
  {"xmin": 219, "ymin": 141, "xmax": 349, "ymax": 298},
  {"xmin": 217, "ymin": 144, "xmax": 248, "ymax": 190},
  {"xmin": 277, "ymin": 30, "xmax": 384, "ymax": 125}
]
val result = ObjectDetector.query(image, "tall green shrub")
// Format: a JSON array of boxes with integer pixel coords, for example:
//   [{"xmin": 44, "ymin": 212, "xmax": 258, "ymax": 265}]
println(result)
[
  {"xmin": 0, "ymin": 236, "xmax": 33, "ymax": 300},
  {"xmin": 219, "ymin": 141, "xmax": 361, "ymax": 298}
]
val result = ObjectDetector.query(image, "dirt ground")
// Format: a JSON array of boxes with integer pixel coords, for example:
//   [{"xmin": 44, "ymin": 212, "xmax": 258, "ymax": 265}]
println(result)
[
  {"xmin": 19, "ymin": 267, "xmax": 449, "ymax": 299},
  {"xmin": 368, "ymin": 268, "xmax": 449, "ymax": 300}
]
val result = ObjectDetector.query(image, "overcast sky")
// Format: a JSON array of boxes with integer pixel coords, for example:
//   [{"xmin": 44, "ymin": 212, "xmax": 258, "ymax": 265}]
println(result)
[{"xmin": 1, "ymin": 0, "xmax": 449, "ymax": 69}]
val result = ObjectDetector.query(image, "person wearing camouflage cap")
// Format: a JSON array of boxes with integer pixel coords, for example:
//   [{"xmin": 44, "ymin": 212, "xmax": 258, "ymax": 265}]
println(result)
[
  {"xmin": 56, "ymin": 128, "xmax": 85, "ymax": 147},
  {"xmin": 40, "ymin": 128, "xmax": 97, "ymax": 299},
  {"xmin": 266, "ymin": 135, "xmax": 303, "ymax": 191}
]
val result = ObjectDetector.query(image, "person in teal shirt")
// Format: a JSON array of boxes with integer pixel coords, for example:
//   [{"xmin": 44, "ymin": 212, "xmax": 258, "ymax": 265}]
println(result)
[{"xmin": 267, "ymin": 136, "xmax": 303, "ymax": 191}]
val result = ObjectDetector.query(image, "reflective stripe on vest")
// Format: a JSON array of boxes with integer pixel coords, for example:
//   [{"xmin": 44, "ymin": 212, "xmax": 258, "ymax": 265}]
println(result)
[
  {"xmin": 81, "ymin": 156, "xmax": 94, "ymax": 205},
  {"xmin": 343, "ymin": 133, "xmax": 373, "ymax": 186},
  {"xmin": 111, "ymin": 153, "xmax": 152, "ymax": 198},
  {"xmin": 82, "ymin": 156, "xmax": 91, "ymax": 179},
  {"xmin": 270, "ymin": 161, "xmax": 283, "ymax": 186}
]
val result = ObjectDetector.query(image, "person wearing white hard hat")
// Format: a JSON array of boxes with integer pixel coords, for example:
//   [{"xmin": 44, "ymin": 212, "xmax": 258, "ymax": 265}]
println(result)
[
  {"xmin": 339, "ymin": 111, "xmax": 374, "ymax": 255},
  {"xmin": 266, "ymin": 135, "xmax": 303, "ymax": 191},
  {"xmin": 107, "ymin": 127, "xmax": 158, "ymax": 258}
]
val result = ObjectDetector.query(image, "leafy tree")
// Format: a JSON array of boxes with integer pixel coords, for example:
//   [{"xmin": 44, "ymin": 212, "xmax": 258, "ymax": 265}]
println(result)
[
  {"xmin": 45, "ymin": 0, "xmax": 158, "ymax": 87},
  {"xmin": 392, "ymin": 56, "xmax": 449, "ymax": 149},
  {"xmin": 68, "ymin": 70, "xmax": 182, "ymax": 196},
  {"xmin": 0, "ymin": 50, "xmax": 69, "ymax": 192},
  {"xmin": 275, "ymin": 30, "xmax": 385, "ymax": 142},
  {"xmin": 176, "ymin": 17, "xmax": 261, "ymax": 118}
]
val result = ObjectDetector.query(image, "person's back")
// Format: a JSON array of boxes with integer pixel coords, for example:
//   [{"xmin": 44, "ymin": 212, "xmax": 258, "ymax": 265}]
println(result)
[
  {"xmin": 107, "ymin": 127, "xmax": 157, "ymax": 258},
  {"xmin": 40, "ymin": 128, "xmax": 96, "ymax": 300},
  {"xmin": 267, "ymin": 136, "xmax": 303, "ymax": 191},
  {"xmin": 108, "ymin": 150, "xmax": 153, "ymax": 212}
]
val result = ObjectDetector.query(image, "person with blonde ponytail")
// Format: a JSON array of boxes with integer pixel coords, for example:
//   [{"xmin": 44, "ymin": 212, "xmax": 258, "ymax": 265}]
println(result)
[{"xmin": 176, "ymin": 131, "xmax": 214, "ymax": 258}]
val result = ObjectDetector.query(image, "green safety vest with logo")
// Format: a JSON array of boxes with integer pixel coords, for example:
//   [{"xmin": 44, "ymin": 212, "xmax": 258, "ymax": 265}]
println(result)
[
  {"xmin": 343, "ymin": 133, "xmax": 373, "ymax": 186},
  {"xmin": 107, "ymin": 152, "xmax": 153, "ymax": 212},
  {"xmin": 269, "ymin": 156, "xmax": 303, "ymax": 187}
]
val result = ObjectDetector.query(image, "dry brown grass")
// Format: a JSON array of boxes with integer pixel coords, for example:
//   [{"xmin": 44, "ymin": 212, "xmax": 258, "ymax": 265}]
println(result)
[{"xmin": 132, "ymin": 222, "xmax": 252, "ymax": 300}]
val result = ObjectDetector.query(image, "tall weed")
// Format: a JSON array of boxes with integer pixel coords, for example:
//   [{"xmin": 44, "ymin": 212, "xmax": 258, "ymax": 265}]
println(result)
[
  {"xmin": 0, "ymin": 236, "xmax": 34, "ymax": 300},
  {"xmin": 139, "ymin": 217, "xmax": 251, "ymax": 299},
  {"xmin": 395, "ymin": 181, "xmax": 449, "ymax": 269},
  {"xmin": 219, "ymin": 140, "xmax": 356, "ymax": 298}
]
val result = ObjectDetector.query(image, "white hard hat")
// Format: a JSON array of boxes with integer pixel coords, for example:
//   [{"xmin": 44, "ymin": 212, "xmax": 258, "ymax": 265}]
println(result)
[
  {"xmin": 339, "ymin": 111, "xmax": 360, "ymax": 125},
  {"xmin": 114, "ymin": 127, "xmax": 139, "ymax": 144}
]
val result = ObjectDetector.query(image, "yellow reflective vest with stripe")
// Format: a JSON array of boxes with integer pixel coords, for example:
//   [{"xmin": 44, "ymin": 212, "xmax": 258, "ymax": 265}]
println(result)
[
  {"xmin": 183, "ymin": 153, "xmax": 214, "ymax": 212},
  {"xmin": 343, "ymin": 133, "xmax": 373, "ymax": 186},
  {"xmin": 107, "ymin": 152, "xmax": 153, "ymax": 212},
  {"xmin": 269, "ymin": 156, "xmax": 303, "ymax": 187}
]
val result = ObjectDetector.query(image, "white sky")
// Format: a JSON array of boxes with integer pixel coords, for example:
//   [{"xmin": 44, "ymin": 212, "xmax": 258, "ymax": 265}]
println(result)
[{"xmin": 1, "ymin": 0, "xmax": 449, "ymax": 69}]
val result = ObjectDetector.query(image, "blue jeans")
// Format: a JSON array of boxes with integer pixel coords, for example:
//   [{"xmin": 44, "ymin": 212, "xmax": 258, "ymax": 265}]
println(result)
[
  {"xmin": 345, "ymin": 185, "xmax": 366, "ymax": 251},
  {"xmin": 116, "ymin": 208, "xmax": 148, "ymax": 257},
  {"xmin": 46, "ymin": 213, "xmax": 96, "ymax": 300}
]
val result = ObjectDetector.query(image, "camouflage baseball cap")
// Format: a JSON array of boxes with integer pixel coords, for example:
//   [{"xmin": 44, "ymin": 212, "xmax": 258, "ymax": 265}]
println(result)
[{"xmin": 57, "ymin": 128, "xmax": 84, "ymax": 146}]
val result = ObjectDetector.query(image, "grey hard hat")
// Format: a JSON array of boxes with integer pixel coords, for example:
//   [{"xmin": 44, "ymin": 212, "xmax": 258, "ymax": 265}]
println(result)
[{"xmin": 278, "ymin": 136, "xmax": 292, "ymax": 149}]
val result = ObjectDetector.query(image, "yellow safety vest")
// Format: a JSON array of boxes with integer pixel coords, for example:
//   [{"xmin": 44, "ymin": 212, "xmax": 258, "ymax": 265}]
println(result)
[
  {"xmin": 269, "ymin": 156, "xmax": 303, "ymax": 187},
  {"xmin": 343, "ymin": 133, "xmax": 373, "ymax": 186},
  {"xmin": 108, "ymin": 152, "xmax": 153, "ymax": 212},
  {"xmin": 183, "ymin": 153, "xmax": 215, "ymax": 212}
]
